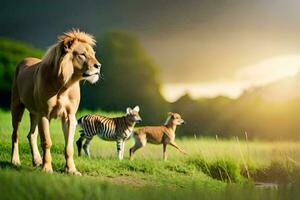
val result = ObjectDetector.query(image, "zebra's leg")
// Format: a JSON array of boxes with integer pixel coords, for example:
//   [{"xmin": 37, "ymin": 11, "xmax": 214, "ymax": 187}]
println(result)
[
  {"xmin": 121, "ymin": 140, "xmax": 125, "ymax": 160},
  {"xmin": 83, "ymin": 138, "xmax": 92, "ymax": 158},
  {"xmin": 76, "ymin": 131, "xmax": 85, "ymax": 157},
  {"xmin": 116, "ymin": 139, "xmax": 124, "ymax": 160}
]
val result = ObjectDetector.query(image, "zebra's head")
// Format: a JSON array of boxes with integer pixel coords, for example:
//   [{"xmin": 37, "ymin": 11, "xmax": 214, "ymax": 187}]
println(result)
[{"xmin": 126, "ymin": 106, "xmax": 142, "ymax": 123}]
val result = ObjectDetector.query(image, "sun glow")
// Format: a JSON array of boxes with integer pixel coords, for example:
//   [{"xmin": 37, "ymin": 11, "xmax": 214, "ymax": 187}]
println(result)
[{"xmin": 162, "ymin": 55, "xmax": 300, "ymax": 102}]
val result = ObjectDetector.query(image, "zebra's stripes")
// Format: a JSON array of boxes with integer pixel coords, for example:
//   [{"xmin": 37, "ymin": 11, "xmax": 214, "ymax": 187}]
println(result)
[{"xmin": 76, "ymin": 106, "xmax": 142, "ymax": 160}]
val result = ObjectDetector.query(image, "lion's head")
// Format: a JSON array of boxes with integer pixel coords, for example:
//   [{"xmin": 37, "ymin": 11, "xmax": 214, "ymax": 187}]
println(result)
[{"xmin": 42, "ymin": 29, "xmax": 101, "ymax": 85}]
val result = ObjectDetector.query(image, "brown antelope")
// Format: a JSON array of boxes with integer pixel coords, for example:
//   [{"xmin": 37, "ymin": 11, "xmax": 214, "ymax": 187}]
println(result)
[{"xmin": 129, "ymin": 112, "xmax": 187, "ymax": 160}]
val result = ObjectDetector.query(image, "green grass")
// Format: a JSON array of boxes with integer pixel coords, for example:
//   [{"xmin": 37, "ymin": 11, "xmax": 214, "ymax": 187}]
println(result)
[{"xmin": 1, "ymin": 109, "xmax": 300, "ymax": 199}]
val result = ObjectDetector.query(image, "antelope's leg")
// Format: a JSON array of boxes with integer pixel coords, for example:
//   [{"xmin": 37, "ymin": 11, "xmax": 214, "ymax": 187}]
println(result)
[
  {"xmin": 169, "ymin": 142, "xmax": 187, "ymax": 155},
  {"xmin": 163, "ymin": 143, "xmax": 167, "ymax": 161}
]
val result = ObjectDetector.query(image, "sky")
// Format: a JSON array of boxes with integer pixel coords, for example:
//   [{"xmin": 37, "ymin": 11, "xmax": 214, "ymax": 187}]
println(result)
[{"xmin": 1, "ymin": 0, "xmax": 300, "ymax": 101}]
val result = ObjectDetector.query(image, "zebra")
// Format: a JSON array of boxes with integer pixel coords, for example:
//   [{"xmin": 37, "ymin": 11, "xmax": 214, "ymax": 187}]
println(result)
[{"xmin": 76, "ymin": 106, "xmax": 142, "ymax": 160}]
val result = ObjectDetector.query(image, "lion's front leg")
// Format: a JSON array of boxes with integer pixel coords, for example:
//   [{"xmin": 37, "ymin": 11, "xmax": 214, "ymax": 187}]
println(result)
[
  {"xmin": 62, "ymin": 115, "xmax": 81, "ymax": 176},
  {"xmin": 38, "ymin": 116, "xmax": 53, "ymax": 172}
]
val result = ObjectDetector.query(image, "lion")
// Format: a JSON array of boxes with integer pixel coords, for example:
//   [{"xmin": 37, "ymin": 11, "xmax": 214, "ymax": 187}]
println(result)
[{"xmin": 10, "ymin": 29, "xmax": 101, "ymax": 175}]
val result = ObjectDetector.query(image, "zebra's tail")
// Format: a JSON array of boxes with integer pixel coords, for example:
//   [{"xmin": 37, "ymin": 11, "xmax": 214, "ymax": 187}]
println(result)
[
  {"xmin": 77, "ymin": 116, "xmax": 84, "ymax": 126},
  {"xmin": 77, "ymin": 116, "xmax": 85, "ymax": 129},
  {"xmin": 77, "ymin": 116, "xmax": 85, "ymax": 137},
  {"xmin": 79, "ymin": 130, "xmax": 85, "ymax": 137}
]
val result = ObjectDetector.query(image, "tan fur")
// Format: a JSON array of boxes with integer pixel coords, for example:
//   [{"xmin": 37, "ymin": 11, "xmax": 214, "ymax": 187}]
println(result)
[
  {"xmin": 11, "ymin": 29, "xmax": 101, "ymax": 175},
  {"xmin": 129, "ymin": 112, "xmax": 187, "ymax": 160}
]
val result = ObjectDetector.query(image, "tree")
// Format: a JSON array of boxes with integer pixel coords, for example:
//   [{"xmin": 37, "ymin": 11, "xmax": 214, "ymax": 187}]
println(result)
[
  {"xmin": 80, "ymin": 30, "xmax": 169, "ymax": 124},
  {"xmin": 0, "ymin": 38, "xmax": 43, "ymax": 108}
]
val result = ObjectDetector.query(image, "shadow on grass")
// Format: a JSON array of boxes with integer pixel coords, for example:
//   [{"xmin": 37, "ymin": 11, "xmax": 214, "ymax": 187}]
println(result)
[
  {"xmin": 249, "ymin": 161, "xmax": 300, "ymax": 184},
  {"xmin": 0, "ymin": 160, "xmax": 41, "ymax": 173},
  {"xmin": 0, "ymin": 160, "xmax": 20, "ymax": 170}
]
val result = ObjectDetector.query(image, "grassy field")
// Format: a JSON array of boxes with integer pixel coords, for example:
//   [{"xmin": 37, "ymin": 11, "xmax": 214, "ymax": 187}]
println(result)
[{"xmin": 1, "ymin": 109, "xmax": 300, "ymax": 199}]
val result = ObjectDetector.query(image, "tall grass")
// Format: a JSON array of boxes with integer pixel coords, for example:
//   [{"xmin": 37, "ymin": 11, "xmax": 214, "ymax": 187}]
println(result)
[
  {"xmin": 1, "ymin": 169, "xmax": 300, "ymax": 200},
  {"xmin": 1, "ymin": 110, "xmax": 300, "ymax": 199}
]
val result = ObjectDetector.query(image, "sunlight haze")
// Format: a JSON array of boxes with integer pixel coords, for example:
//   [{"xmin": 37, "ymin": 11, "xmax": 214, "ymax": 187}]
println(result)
[{"xmin": 162, "ymin": 55, "xmax": 300, "ymax": 102}]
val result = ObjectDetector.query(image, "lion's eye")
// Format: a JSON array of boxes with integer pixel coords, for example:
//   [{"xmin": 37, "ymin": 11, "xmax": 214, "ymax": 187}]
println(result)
[{"xmin": 78, "ymin": 53, "xmax": 86, "ymax": 59}]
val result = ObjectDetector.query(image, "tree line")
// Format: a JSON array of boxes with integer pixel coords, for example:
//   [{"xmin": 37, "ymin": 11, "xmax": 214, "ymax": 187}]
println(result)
[
  {"xmin": 1, "ymin": 31, "xmax": 300, "ymax": 140},
  {"xmin": 0, "ymin": 31, "xmax": 169, "ymax": 124}
]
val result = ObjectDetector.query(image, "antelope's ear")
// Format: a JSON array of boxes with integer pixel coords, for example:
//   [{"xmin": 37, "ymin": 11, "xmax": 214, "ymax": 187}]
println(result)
[
  {"xmin": 167, "ymin": 112, "xmax": 174, "ymax": 116},
  {"xmin": 126, "ymin": 107, "xmax": 132, "ymax": 114},
  {"xmin": 133, "ymin": 105, "xmax": 140, "ymax": 112}
]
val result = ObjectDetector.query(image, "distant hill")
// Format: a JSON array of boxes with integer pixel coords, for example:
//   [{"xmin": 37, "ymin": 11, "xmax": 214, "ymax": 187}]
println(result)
[
  {"xmin": 240, "ymin": 73, "xmax": 300, "ymax": 102},
  {"xmin": 172, "ymin": 76, "xmax": 300, "ymax": 140}
]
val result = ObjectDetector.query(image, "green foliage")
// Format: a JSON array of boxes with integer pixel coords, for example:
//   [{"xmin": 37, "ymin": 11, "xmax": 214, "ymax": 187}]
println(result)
[
  {"xmin": 187, "ymin": 157, "xmax": 242, "ymax": 183},
  {"xmin": 81, "ymin": 30, "xmax": 169, "ymax": 124},
  {"xmin": 0, "ymin": 38, "xmax": 43, "ymax": 91},
  {"xmin": 0, "ymin": 38, "xmax": 43, "ymax": 107}
]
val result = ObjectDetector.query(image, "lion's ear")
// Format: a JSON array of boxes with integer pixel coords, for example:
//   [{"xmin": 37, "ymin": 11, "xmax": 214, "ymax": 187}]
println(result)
[{"xmin": 62, "ymin": 38, "xmax": 75, "ymax": 52}]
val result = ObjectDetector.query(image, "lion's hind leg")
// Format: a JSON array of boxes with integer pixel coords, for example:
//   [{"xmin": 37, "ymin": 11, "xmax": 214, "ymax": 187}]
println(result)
[
  {"xmin": 27, "ymin": 113, "xmax": 42, "ymax": 166},
  {"xmin": 11, "ymin": 99, "xmax": 25, "ymax": 166}
]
